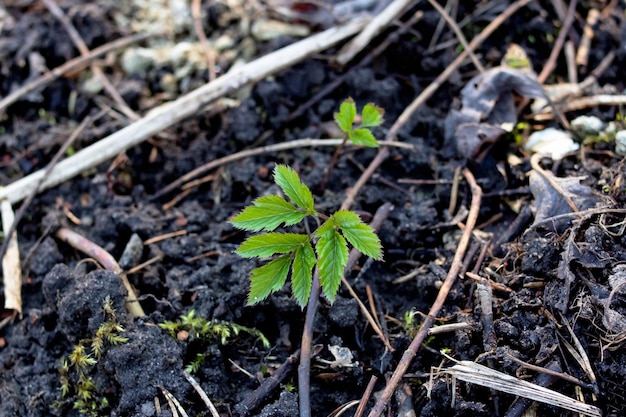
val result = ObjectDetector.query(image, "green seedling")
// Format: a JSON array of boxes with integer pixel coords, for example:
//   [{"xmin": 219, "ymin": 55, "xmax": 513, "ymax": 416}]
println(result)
[
  {"xmin": 159, "ymin": 310, "xmax": 270, "ymax": 374},
  {"xmin": 58, "ymin": 296, "xmax": 128, "ymax": 416},
  {"xmin": 334, "ymin": 98, "xmax": 384, "ymax": 147},
  {"xmin": 231, "ymin": 164, "xmax": 383, "ymax": 307},
  {"xmin": 320, "ymin": 98, "xmax": 383, "ymax": 191}
]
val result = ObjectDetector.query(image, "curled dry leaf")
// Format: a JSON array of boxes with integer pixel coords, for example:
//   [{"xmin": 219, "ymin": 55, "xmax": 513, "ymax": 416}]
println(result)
[
  {"xmin": 529, "ymin": 171, "xmax": 612, "ymax": 228},
  {"xmin": 604, "ymin": 265, "xmax": 626, "ymax": 334},
  {"xmin": 446, "ymin": 67, "xmax": 547, "ymax": 158}
]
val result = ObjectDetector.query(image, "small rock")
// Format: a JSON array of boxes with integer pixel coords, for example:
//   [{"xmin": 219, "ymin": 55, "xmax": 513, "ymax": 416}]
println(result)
[
  {"xmin": 614, "ymin": 130, "xmax": 626, "ymax": 156},
  {"xmin": 524, "ymin": 127, "xmax": 579, "ymax": 159},
  {"xmin": 571, "ymin": 115, "xmax": 604, "ymax": 136},
  {"xmin": 121, "ymin": 47, "xmax": 157, "ymax": 75},
  {"xmin": 160, "ymin": 73, "xmax": 178, "ymax": 95},
  {"xmin": 251, "ymin": 19, "xmax": 310, "ymax": 41},
  {"xmin": 328, "ymin": 297, "xmax": 358, "ymax": 327},
  {"xmin": 214, "ymin": 34, "xmax": 235, "ymax": 51}
]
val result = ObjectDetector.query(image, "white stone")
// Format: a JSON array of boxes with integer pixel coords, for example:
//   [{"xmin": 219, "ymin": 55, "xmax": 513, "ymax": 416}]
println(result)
[{"xmin": 525, "ymin": 127, "xmax": 579, "ymax": 159}]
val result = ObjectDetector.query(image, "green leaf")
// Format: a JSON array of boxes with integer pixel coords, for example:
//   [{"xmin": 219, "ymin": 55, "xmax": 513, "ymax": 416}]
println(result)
[
  {"xmin": 315, "ymin": 228, "xmax": 348, "ymax": 302},
  {"xmin": 333, "ymin": 210, "xmax": 382, "ymax": 260},
  {"xmin": 248, "ymin": 255, "xmax": 292, "ymax": 305},
  {"xmin": 349, "ymin": 128, "xmax": 379, "ymax": 147},
  {"xmin": 334, "ymin": 98, "xmax": 356, "ymax": 133},
  {"xmin": 237, "ymin": 233, "xmax": 309, "ymax": 258},
  {"xmin": 273, "ymin": 165, "xmax": 315, "ymax": 212},
  {"xmin": 230, "ymin": 195, "xmax": 305, "ymax": 231},
  {"xmin": 291, "ymin": 241, "xmax": 316, "ymax": 307},
  {"xmin": 315, "ymin": 216, "xmax": 336, "ymax": 236},
  {"xmin": 360, "ymin": 103, "xmax": 384, "ymax": 127}
]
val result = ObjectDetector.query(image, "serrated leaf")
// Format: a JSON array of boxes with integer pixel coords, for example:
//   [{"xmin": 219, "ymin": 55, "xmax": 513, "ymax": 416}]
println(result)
[
  {"xmin": 315, "ymin": 217, "xmax": 336, "ymax": 236},
  {"xmin": 237, "ymin": 233, "xmax": 309, "ymax": 258},
  {"xmin": 230, "ymin": 195, "xmax": 305, "ymax": 231},
  {"xmin": 247, "ymin": 255, "xmax": 292, "ymax": 305},
  {"xmin": 349, "ymin": 128, "xmax": 378, "ymax": 147},
  {"xmin": 334, "ymin": 98, "xmax": 356, "ymax": 133},
  {"xmin": 333, "ymin": 210, "xmax": 382, "ymax": 260},
  {"xmin": 361, "ymin": 103, "xmax": 384, "ymax": 127},
  {"xmin": 316, "ymin": 229, "xmax": 348, "ymax": 302},
  {"xmin": 274, "ymin": 165, "xmax": 315, "ymax": 212},
  {"xmin": 291, "ymin": 241, "xmax": 316, "ymax": 307}
]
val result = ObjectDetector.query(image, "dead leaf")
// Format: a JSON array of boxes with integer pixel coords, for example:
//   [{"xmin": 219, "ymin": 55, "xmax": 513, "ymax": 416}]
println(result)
[
  {"xmin": 604, "ymin": 265, "xmax": 626, "ymax": 334},
  {"xmin": 447, "ymin": 67, "xmax": 547, "ymax": 158},
  {"xmin": 529, "ymin": 171, "xmax": 611, "ymax": 227}
]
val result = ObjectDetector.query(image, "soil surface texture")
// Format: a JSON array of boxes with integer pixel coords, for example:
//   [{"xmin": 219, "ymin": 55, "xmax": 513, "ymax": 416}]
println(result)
[{"xmin": 1, "ymin": 1, "xmax": 626, "ymax": 416}]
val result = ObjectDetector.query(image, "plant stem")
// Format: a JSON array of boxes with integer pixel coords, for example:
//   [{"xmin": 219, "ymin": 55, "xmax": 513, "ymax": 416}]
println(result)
[
  {"xmin": 318, "ymin": 136, "xmax": 349, "ymax": 193},
  {"xmin": 298, "ymin": 202, "xmax": 393, "ymax": 416},
  {"xmin": 298, "ymin": 269, "xmax": 320, "ymax": 417}
]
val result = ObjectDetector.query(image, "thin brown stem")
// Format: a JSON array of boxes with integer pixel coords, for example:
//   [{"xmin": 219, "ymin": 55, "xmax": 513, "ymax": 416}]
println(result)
[
  {"xmin": 41, "ymin": 0, "xmax": 137, "ymax": 120},
  {"xmin": 298, "ymin": 270, "xmax": 320, "ymax": 417},
  {"xmin": 0, "ymin": 32, "xmax": 151, "ymax": 115},
  {"xmin": 192, "ymin": 0, "xmax": 217, "ymax": 81},
  {"xmin": 298, "ymin": 202, "xmax": 394, "ymax": 417},
  {"xmin": 55, "ymin": 227, "xmax": 145, "ymax": 317},
  {"xmin": 154, "ymin": 139, "xmax": 411, "ymax": 201},
  {"xmin": 319, "ymin": 136, "xmax": 349, "ymax": 192},
  {"xmin": 426, "ymin": 0, "xmax": 484, "ymax": 72}
]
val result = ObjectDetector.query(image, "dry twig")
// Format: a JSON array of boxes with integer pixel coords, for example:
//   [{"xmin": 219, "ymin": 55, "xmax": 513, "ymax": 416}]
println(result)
[
  {"xmin": 0, "ymin": 32, "xmax": 151, "ymax": 115},
  {"xmin": 41, "ymin": 0, "xmax": 137, "ymax": 120},
  {"xmin": 55, "ymin": 227, "xmax": 145, "ymax": 317},
  {"xmin": 0, "ymin": 18, "xmax": 369, "ymax": 205}
]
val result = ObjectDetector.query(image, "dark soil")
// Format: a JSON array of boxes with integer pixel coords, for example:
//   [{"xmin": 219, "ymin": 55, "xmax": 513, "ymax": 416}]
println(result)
[{"xmin": 1, "ymin": 1, "xmax": 626, "ymax": 416}]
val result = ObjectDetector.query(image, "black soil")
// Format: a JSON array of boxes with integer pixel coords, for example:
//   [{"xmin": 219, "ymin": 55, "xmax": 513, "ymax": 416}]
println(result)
[{"xmin": 1, "ymin": 1, "xmax": 626, "ymax": 416}]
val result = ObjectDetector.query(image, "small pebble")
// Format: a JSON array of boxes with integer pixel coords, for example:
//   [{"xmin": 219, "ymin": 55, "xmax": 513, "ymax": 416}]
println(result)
[
  {"xmin": 524, "ymin": 127, "xmax": 579, "ymax": 159},
  {"xmin": 571, "ymin": 115, "xmax": 604, "ymax": 136},
  {"xmin": 251, "ymin": 19, "xmax": 310, "ymax": 41},
  {"xmin": 614, "ymin": 130, "xmax": 626, "ymax": 156}
]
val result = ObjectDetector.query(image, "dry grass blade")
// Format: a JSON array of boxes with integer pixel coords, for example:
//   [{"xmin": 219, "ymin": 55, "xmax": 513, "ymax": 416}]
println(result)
[
  {"xmin": 558, "ymin": 312, "xmax": 598, "ymax": 389},
  {"xmin": 161, "ymin": 387, "xmax": 189, "ymax": 417},
  {"xmin": 183, "ymin": 370, "xmax": 220, "ymax": 417},
  {"xmin": 426, "ymin": 0, "xmax": 484, "ymax": 72},
  {"xmin": 437, "ymin": 361, "xmax": 601, "ymax": 417},
  {"xmin": 326, "ymin": 400, "xmax": 360, "ymax": 417},
  {"xmin": 1, "ymin": 199, "xmax": 22, "ymax": 314}
]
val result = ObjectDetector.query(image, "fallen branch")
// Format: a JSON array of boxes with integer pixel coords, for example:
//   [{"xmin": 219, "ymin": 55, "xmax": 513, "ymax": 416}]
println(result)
[
  {"xmin": 155, "ymin": 139, "xmax": 412, "ymax": 200},
  {"xmin": 0, "ymin": 17, "xmax": 369, "ymax": 205},
  {"xmin": 234, "ymin": 349, "xmax": 301, "ymax": 416}
]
